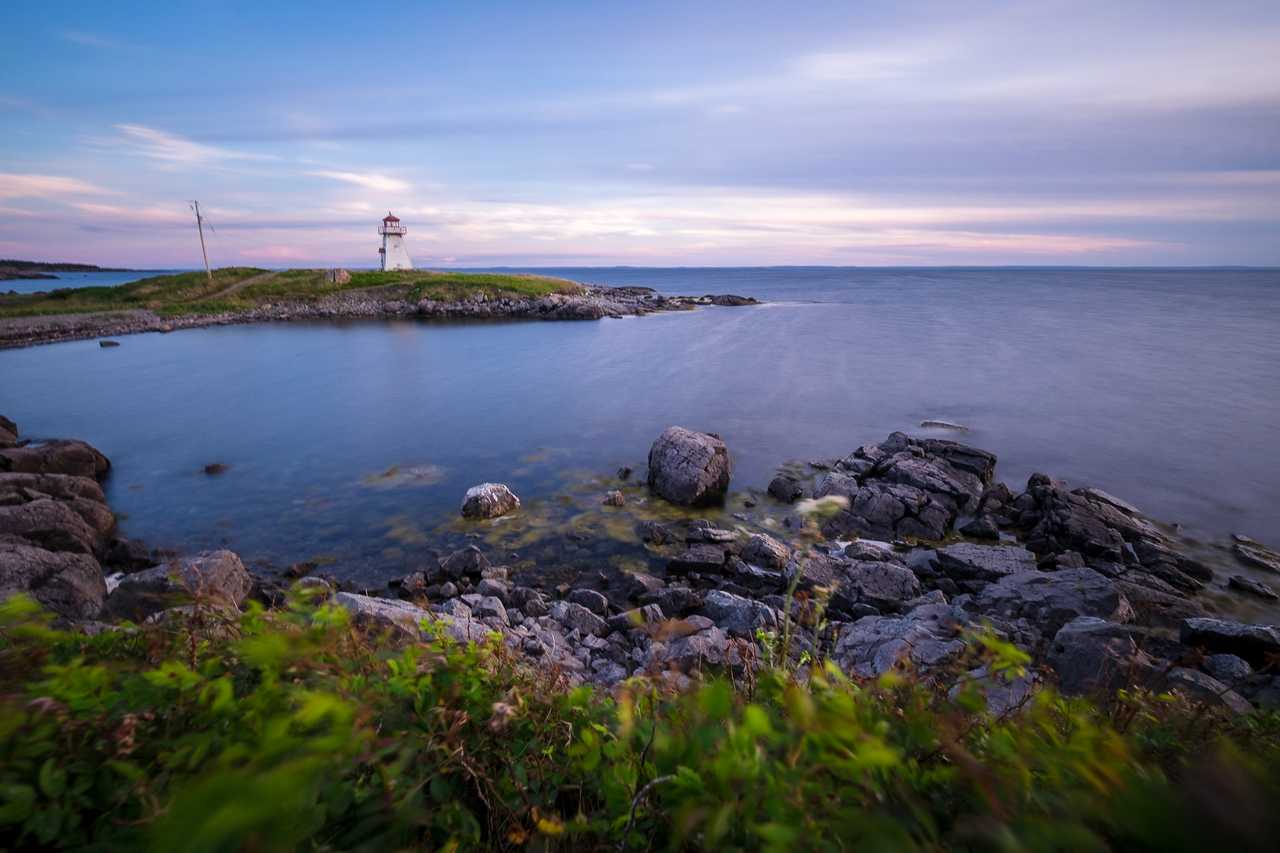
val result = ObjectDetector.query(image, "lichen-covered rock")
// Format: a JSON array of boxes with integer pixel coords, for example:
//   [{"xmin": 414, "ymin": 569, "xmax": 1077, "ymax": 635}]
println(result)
[
  {"xmin": 459, "ymin": 483, "xmax": 521, "ymax": 519},
  {"xmin": 0, "ymin": 539, "xmax": 106, "ymax": 620},
  {"xmin": 647, "ymin": 426, "xmax": 732, "ymax": 506},
  {"xmin": 104, "ymin": 550, "xmax": 252, "ymax": 621},
  {"xmin": 0, "ymin": 439, "xmax": 110, "ymax": 480}
]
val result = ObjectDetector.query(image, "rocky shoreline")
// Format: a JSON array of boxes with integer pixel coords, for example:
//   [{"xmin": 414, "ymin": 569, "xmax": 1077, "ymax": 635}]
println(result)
[
  {"xmin": 2, "ymin": 412, "xmax": 1278, "ymax": 713},
  {"xmin": 0, "ymin": 284, "xmax": 759, "ymax": 349}
]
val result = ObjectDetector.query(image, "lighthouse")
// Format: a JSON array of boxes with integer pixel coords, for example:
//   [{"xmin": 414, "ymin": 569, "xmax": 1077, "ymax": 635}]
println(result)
[{"xmin": 377, "ymin": 212, "xmax": 412, "ymax": 271}]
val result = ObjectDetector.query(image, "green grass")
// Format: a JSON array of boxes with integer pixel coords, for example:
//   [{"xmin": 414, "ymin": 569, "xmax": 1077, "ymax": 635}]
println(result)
[
  {"xmin": 0, "ymin": 268, "xmax": 583, "ymax": 320},
  {"xmin": 2, "ymin": 592, "xmax": 1279, "ymax": 851}
]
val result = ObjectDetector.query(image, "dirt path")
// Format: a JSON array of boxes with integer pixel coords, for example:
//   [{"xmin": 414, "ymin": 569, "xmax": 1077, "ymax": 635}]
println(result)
[{"xmin": 202, "ymin": 270, "xmax": 278, "ymax": 301}]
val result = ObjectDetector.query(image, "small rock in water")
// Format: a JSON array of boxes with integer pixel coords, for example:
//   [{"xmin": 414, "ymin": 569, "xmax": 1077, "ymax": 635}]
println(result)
[
  {"xmin": 616, "ymin": 466, "xmax": 633, "ymax": 481},
  {"xmin": 602, "ymin": 490, "xmax": 625, "ymax": 506},
  {"xmin": 98, "ymin": 339, "xmax": 120, "ymax": 348},
  {"xmin": 203, "ymin": 463, "xmax": 230, "ymax": 476},
  {"xmin": 647, "ymin": 426, "xmax": 732, "ymax": 506},
  {"xmin": 460, "ymin": 483, "xmax": 520, "ymax": 519},
  {"xmin": 919, "ymin": 419, "xmax": 969, "ymax": 432},
  {"xmin": 1233, "ymin": 541, "xmax": 1280, "ymax": 574},
  {"xmin": 1228, "ymin": 574, "xmax": 1279, "ymax": 600}
]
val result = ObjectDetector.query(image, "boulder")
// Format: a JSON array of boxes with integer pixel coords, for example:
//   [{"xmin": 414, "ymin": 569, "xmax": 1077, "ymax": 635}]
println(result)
[
  {"xmin": 647, "ymin": 426, "xmax": 732, "ymax": 506},
  {"xmin": 0, "ymin": 439, "xmax": 110, "ymax": 480},
  {"xmin": 767, "ymin": 475, "xmax": 804, "ymax": 503},
  {"xmin": 460, "ymin": 483, "xmax": 520, "ymax": 519},
  {"xmin": 820, "ymin": 482, "xmax": 950, "ymax": 542},
  {"xmin": 568, "ymin": 588, "xmax": 609, "ymax": 615},
  {"xmin": 701, "ymin": 589, "xmax": 780, "ymax": 638},
  {"xmin": 741, "ymin": 533, "xmax": 790, "ymax": 569},
  {"xmin": 650, "ymin": 626, "xmax": 742, "ymax": 673},
  {"xmin": 1180, "ymin": 617, "xmax": 1280, "ymax": 668},
  {"xmin": 104, "ymin": 550, "xmax": 252, "ymax": 621},
  {"xmin": 607, "ymin": 604, "xmax": 666, "ymax": 634},
  {"xmin": 832, "ymin": 602, "xmax": 967, "ymax": 678},
  {"xmin": 335, "ymin": 592, "xmax": 432, "ymax": 641},
  {"xmin": 1047, "ymin": 617, "xmax": 1153, "ymax": 696},
  {"xmin": 437, "ymin": 545, "xmax": 490, "ymax": 580},
  {"xmin": 936, "ymin": 543, "xmax": 1037, "ymax": 583},
  {"xmin": 0, "ymin": 499, "xmax": 103, "ymax": 555},
  {"xmin": 550, "ymin": 600, "xmax": 608, "ymax": 637},
  {"xmin": 874, "ymin": 451, "xmax": 984, "ymax": 514},
  {"xmin": 0, "ymin": 539, "xmax": 106, "ymax": 621},
  {"xmin": 967, "ymin": 568, "xmax": 1134, "ymax": 640},
  {"xmin": 1203, "ymin": 653, "xmax": 1252, "ymax": 684},
  {"xmin": 949, "ymin": 666, "xmax": 1038, "ymax": 716},
  {"xmin": 838, "ymin": 561, "xmax": 922, "ymax": 613}
]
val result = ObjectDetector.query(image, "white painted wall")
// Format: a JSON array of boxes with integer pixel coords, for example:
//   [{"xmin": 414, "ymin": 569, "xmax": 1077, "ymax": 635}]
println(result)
[{"xmin": 381, "ymin": 234, "xmax": 413, "ymax": 271}]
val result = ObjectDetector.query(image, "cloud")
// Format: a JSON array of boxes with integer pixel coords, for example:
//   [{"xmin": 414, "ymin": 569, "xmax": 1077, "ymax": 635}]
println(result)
[
  {"xmin": 0, "ymin": 173, "xmax": 115, "ymax": 199},
  {"xmin": 60, "ymin": 30, "xmax": 125, "ymax": 50},
  {"xmin": 111, "ymin": 124, "xmax": 275, "ymax": 165},
  {"xmin": 307, "ymin": 170, "xmax": 411, "ymax": 192}
]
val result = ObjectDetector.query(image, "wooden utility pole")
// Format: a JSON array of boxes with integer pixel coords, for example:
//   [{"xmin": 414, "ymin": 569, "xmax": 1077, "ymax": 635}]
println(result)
[{"xmin": 190, "ymin": 200, "xmax": 212, "ymax": 283}]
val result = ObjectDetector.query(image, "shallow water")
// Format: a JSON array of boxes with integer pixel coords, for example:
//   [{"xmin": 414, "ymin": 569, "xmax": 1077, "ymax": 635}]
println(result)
[{"xmin": 1, "ymin": 267, "xmax": 1278, "ymax": 596}]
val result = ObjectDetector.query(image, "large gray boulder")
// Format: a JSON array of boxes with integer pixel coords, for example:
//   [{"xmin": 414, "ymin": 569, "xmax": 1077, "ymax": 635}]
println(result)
[
  {"xmin": 459, "ymin": 483, "xmax": 521, "ymax": 519},
  {"xmin": 937, "ymin": 543, "xmax": 1037, "ymax": 583},
  {"xmin": 839, "ymin": 560, "xmax": 922, "ymax": 612},
  {"xmin": 701, "ymin": 589, "xmax": 780, "ymax": 637},
  {"xmin": 104, "ymin": 550, "xmax": 252, "ymax": 621},
  {"xmin": 0, "ymin": 539, "xmax": 106, "ymax": 621},
  {"xmin": 1180, "ymin": 617, "xmax": 1280, "ymax": 668},
  {"xmin": 966, "ymin": 568, "xmax": 1134, "ymax": 639},
  {"xmin": 0, "ymin": 499, "xmax": 103, "ymax": 556},
  {"xmin": 647, "ymin": 426, "xmax": 732, "ymax": 506},
  {"xmin": 1047, "ymin": 617, "xmax": 1153, "ymax": 696},
  {"xmin": 832, "ymin": 602, "xmax": 967, "ymax": 678},
  {"xmin": 0, "ymin": 439, "xmax": 110, "ymax": 480},
  {"xmin": 820, "ymin": 482, "xmax": 951, "ymax": 542}
]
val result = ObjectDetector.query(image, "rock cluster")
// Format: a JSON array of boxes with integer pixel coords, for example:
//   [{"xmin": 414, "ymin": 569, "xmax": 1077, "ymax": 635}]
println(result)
[{"xmin": 4, "ymin": 416, "xmax": 1278, "ymax": 715}]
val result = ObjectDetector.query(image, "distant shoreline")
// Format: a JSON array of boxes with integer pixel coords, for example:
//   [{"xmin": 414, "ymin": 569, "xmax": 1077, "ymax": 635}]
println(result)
[{"xmin": 0, "ymin": 259, "xmax": 136, "ymax": 282}]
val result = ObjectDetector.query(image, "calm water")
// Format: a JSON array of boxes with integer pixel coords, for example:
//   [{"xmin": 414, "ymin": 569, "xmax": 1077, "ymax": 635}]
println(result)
[
  {"xmin": 2, "ymin": 267, "xmax": 1278, "ymax": 590},
  {"xmin": 2, "ymin": 270, "xmax": 184, "ymax": 295}
]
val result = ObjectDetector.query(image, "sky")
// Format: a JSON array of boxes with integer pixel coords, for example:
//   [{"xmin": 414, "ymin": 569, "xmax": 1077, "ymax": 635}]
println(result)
[{"xmin": 1, "ymin": 0, "xmax": 1278, "ymax": 267}]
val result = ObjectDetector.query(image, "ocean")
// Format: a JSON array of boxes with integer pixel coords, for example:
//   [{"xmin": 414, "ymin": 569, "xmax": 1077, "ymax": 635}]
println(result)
[{"xmin": 2, "ymin": 266, "xmax": 1277, "ymax": 599}]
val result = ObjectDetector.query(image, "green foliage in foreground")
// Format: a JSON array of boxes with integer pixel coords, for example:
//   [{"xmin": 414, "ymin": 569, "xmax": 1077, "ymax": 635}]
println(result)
[
  {"xmin": 0, "ymin": 268, "xmax": 581, "ymax": 319},
  {"xmin": 1, "ymin": 594, "xmax": 1278, "ymax": 852}
]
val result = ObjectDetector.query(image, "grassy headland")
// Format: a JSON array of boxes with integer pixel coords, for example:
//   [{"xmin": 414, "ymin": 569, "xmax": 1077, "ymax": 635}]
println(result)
[{"xmin": 0, "ymin": 268, "xmax": 584, "ymax": 320}]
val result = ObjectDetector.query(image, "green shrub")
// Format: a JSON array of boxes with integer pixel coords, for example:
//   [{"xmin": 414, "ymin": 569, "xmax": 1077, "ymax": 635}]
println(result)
[{"xmin": 1, "ymin": 593, "xmax": 1278, "ymax": 851}]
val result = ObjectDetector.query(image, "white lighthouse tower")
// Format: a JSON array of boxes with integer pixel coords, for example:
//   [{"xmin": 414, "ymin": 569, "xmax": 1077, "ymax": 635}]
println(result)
[{"xmin": 377, "ymin": 212, "xmax": 412, "ymax": 271}]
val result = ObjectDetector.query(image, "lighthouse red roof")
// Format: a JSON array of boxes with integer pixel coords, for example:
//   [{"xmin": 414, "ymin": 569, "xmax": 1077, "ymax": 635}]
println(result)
[{"xmin": 382, "ymin": 212, "xmax": 400, "ymax": 223}]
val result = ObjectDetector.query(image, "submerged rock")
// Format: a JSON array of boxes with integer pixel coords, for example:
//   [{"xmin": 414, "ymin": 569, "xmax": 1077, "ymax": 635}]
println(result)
[
  {"xmin": 1234, "ymin": 541, "xmax": 1280, "ymax": 574},
  {"xmin": 647, "ymin": 426, "xmax": 732, "ymax": 506},
  {"xmin": 460, "ymin": 483, "xmax": 521, "ymax": 519}
]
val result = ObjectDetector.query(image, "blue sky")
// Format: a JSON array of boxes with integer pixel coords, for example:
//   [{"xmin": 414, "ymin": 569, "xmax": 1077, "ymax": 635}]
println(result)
[{"xmin": 1, "ymin": 0, "xmax": 1278, "ymax": 266}]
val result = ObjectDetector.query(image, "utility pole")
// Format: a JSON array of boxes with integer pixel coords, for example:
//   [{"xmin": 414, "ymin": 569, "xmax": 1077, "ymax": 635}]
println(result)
[{"xmin": 190, "ymin": 200, "xmax": 212, "ymax": 283}]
